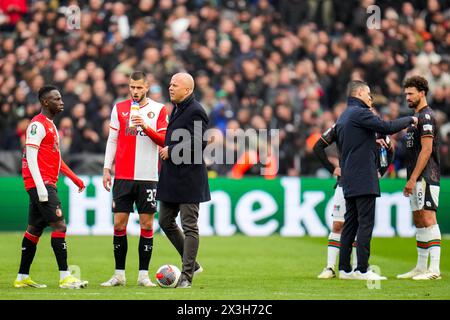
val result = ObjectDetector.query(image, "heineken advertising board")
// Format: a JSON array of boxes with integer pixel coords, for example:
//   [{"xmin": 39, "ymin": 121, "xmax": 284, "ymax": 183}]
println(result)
[{"xmin": 0, "ymin": 177, "xmax": 449, "ymax": 236}]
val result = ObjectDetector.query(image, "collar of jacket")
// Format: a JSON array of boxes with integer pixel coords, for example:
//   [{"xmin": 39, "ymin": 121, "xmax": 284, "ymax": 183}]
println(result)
[
  {"xmin": 174, "ymin": 94, "xmax": 194, "ymax": 109},
  {"xmin": 347, "ymin": 96, "xmax": 370, "ymax": 109}
]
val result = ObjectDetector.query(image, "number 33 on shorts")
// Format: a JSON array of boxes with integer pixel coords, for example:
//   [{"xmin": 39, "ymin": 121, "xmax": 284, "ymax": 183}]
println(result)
[{"xmin": 146, "ymin": 189, "xmax": 157, "ymax": 204}]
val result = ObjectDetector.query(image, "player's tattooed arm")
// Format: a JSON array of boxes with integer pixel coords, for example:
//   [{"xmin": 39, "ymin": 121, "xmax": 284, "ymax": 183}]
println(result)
[{"xmin": 404, "ymin": 136, "xmax": 433, "ymax": 196}]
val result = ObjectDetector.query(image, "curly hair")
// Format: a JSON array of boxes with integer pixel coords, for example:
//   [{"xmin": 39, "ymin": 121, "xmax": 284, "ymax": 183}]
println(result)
[{"xmin": 404, "ymin": 76, "xmax": 429, "ymax": 95}]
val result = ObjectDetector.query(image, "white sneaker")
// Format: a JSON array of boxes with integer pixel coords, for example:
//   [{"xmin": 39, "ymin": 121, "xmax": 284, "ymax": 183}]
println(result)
[
  {"xmin": 353, "ymin": 270, "xmax": 387, "ymax": 280},
  {"xmin": 101, "ymin": 274, "xmax": 126, "ymax": 287},
  {"xmin": 339, "ymin": 270, "xmax": 354, "ymax": 280},
  {"xmin": 137, "ymin": 275, "xmax": 157, "ymax": 287},
  {"xmin": 318, "ymin": 267, "xmax": 336, "ymax": 279},
  {"xmin": 412, "ymin": 271, "xmax": 441, "ymax": 280},
  {"xmin": 396, "ymin": 268, "xmax": 426, "ymax": 279}
]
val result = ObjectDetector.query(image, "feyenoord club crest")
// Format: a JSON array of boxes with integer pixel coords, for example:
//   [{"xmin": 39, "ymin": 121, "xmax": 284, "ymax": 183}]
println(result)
[{"xmin": 147, "ymin": 111, "xmax": 155, "ymax": 119}]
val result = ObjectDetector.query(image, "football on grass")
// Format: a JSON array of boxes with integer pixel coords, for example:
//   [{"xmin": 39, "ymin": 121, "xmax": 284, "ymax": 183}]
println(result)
[{"xmin": 155, "ymin": 264, "xmax": 181, "ymax": 288}]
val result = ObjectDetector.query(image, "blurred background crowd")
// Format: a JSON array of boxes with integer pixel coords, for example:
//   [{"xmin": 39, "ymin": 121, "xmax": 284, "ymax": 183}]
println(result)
[{"xmin": 1, "ymin": 0, "xmax": 449, "ymax": 178}]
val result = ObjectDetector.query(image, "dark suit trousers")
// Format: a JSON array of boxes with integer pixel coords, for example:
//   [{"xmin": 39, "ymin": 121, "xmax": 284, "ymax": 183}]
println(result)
[
  {"xmin": 339, "ymin": 195, "xmax": 376, "ymax": 273},
  {"xmin": 159, "ymin": 201, "xmax": 199, "ymax": 282}
]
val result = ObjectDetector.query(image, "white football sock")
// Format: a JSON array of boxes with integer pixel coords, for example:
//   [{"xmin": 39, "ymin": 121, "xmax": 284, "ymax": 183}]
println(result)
[
  {"xmin": 327, "ymin": 232, "xmax": 341, "ymax": 269},
  {"xmin": 427, "ymin": 224, "xmax": 441, "ymax": 274},
  {"xmin": 138, "ymin": 270, "xmax": 148, "ymax": 278},
  {"xmin": 16, "ymin": 273, "xmax": 28, "ymax": 281},
  {"xmin": 115, "ymin": 270, "xmax": 125, "ymax": 277},
  {"xmin": 416, "ymin": 227, "xmax": 429, "ymax": 272},
  {"xmin": 60, "ymin": 271, "xmax": 71, "ymax": 280},
  {"xmin": 351, "ymin": 242, "xmax": 358, "ymax": 270}
]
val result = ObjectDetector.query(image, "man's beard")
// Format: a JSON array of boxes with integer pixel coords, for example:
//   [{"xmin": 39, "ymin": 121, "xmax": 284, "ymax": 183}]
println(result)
[
  {"xmin": 133, "ymin": 95, "xmax": 145, "ymax": 103},
  {"xmin": 408, "ymin": 99, "xmax": 419, "ymax": 109}
]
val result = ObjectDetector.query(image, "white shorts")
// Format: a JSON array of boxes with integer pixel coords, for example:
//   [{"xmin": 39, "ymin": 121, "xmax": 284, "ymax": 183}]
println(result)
[
  {"xmin": 332, "ymin": 186, "xmax": 346, "ymax": 222},
  {"xmin": 410, "ymin": 178, "xmax": 440, "ymax": 212}
]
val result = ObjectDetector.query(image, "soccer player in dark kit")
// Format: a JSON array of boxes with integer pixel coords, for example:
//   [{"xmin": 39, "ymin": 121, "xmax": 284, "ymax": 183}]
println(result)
[{"xmin": 398, "ymin": 76, "xmax": 442, "ymax": 280}]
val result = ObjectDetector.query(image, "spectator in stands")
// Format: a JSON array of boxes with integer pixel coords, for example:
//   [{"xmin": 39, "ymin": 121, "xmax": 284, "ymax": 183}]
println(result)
[
  {"xmin": 0, "ymin": 0, "xmax": 27, "ymax": 32},
  {"xmin": 58, "ymin": 116, "xmax": 73, "ymax": 158},
  {"xmin": 0, "ymin": 0, "xmax": 448, "ymax": 177}
]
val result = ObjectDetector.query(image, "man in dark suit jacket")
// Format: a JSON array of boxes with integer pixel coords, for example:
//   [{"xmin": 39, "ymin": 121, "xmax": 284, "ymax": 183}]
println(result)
[
  {"xmin": 335, "ymin": 80, "xmax": 418, "ymax": 280},
  {"xmin": 157, "ymin": 73, "xmax": 211, "ymax": 288}
]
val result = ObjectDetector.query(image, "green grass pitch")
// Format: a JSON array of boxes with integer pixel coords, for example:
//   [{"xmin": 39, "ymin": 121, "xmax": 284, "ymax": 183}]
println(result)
[{"xmin": 1, "ymin": 233, "xmax": 449, "ymax": 300}]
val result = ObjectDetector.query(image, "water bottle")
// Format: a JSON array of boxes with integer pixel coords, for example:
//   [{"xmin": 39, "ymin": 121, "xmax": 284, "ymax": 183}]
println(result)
[
  {"xmin": 380, "ymin": 146, "xmax": 388, "ymax": 167},
  {"xmin": 129, "ymin": 101, "xmax": 140, "ymax": 128}
]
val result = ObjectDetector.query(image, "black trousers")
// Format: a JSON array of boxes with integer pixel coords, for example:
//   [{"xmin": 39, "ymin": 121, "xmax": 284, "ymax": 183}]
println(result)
[
  {"xmin": 339, "ymin": 195, "xmax": 376, "ymax": 273},
  {"xmin": 158, "ymin": 201, "xmax": 199, "ymax": 282}
]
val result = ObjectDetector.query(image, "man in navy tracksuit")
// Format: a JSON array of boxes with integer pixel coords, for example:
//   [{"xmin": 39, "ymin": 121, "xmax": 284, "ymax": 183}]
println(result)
[{"xmin": 335, "ymin": 80, "xmax": 418, "ymax": 280}]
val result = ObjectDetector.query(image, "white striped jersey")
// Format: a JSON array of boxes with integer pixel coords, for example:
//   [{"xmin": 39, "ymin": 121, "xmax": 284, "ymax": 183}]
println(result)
[{"xmin": 109, "ymin": 98, "xmax": 168, "ymax": 181}]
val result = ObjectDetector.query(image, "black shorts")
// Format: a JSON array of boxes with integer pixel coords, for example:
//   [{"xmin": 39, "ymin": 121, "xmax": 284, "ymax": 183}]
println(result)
[
  {"xmin": 112, "ymin": 179, "xmax": 157, "ymax": 214},
  {"xmin": 27, "ymin": 185, "xmax": 64, "ymax": 229}
]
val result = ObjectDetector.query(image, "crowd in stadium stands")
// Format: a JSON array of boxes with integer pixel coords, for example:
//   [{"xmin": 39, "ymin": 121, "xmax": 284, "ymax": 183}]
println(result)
[{"xmin": 0, "ymin": 0, "xmax": 449, "ymax": 177}]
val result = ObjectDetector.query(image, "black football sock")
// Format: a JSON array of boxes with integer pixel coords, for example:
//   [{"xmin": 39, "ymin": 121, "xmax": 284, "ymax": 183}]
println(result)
[
  {"xmin": 51, "ymin": 232, "xmax": 68, "ymax": 271},
  {"xmin": 139, "ymin": 229, "xmax": 154, "ymax": 271},
  {"xmin": 114, "ymin": 229, "xmax": 128, "ymax": 270},
  {"xmin": 18, "ymin": 232, "xmax": 40, "ymax": 275}
]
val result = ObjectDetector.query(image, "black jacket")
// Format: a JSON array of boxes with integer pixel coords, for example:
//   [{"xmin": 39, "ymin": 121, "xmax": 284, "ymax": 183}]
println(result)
[
  {"xmin": 156, "ymin": 94, "xmax": 211, "ymax": 203},
  {"xmin": 313, "ymin": 127, "xmax": 395, "ymax": 183},
  {"xmin": 335, "ymin": 97, "xmax": 414, "ymax": 198}
]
